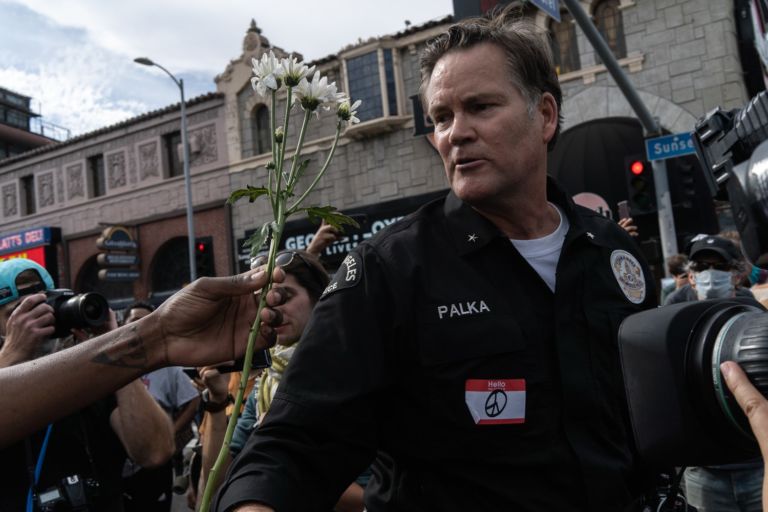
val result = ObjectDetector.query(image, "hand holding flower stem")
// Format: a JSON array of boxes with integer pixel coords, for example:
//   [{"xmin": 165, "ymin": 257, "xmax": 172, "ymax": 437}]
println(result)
[{"xmin": 199, "ymin": 52, "xmax": 360, "ymax": 512}]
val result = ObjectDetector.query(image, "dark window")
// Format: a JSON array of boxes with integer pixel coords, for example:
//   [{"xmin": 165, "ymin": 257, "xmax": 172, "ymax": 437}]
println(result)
[
  {"xmin": 21, "ymin": 175, "xmax": 35, "ymax": 215},
  {"xmin": 550, "ymin": 12, "xmax": 581, "ymax": 74},
  {"xmin": 163, "ymin": 131, "xmax": 183, "ymax": 177},
  {"xmin": 254, "ymin": 105, "xmax": 271, "ymax": 155},
  {"xmin": 88, "ymin": 154, "xmax": 105, "ymax": 197},
  {"xmin": 594, "ymin": 0, "xmax": 626, "ymax": 63},
  {"xmin": 346, "ymin": 50, "xmax": 398, "ymax": 122},
  {"xmin": 383, "ymin": 49, "xmax": 398, "ymax": 117},
  {"xmin": 5, "ymin": 109, "xmax": 29, "ymax": 129}
]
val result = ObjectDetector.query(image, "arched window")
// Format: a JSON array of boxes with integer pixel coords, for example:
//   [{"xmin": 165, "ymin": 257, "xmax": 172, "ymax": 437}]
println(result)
[
  {"xmin": 594, "ymin": 0, "xmax": 626, "ymax": 63},
  {"xmin": 151, "ymin": 237, "xmax": 192, "ymax": 295},
  {"xmin": 253, "ymin": 105, "xmax": 271, "ymax": 155},
  {"xmin": 549, "ymin": 11, "xmax": 581, "ymax": 75}
]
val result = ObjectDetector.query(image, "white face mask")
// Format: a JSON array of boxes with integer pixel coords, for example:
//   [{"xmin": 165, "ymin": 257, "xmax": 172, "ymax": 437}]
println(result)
[{"xmin": 694, "ymin": 269, "xmax": 734, "ymax": 300}]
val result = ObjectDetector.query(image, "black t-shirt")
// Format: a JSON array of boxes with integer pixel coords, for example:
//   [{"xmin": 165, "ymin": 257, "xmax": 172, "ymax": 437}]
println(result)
[{"xmin": 0, "ymin": 396, "xmax": 127, "ymax": 511}]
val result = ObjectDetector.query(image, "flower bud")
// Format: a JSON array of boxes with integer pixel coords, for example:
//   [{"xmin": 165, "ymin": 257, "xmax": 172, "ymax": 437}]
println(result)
[{"xmin": 274, "ymin": 126, "xmax": 284, "ymax": 143}]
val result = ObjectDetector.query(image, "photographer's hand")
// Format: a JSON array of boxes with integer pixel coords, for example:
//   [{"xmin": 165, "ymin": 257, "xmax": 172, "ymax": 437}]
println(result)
[
  {"xmin": 0, "ymin": 293, "xmax": 54, "ymax": 368},
  {"xmin": 721, "ymin": 360, "xmax": 768, "ymax": 510}
]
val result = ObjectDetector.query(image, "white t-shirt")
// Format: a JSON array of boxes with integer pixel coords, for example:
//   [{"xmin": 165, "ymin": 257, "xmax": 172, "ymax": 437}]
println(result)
[{"xmin": 509, "ymin": 203, "xmax": 569, "ymax": 293}]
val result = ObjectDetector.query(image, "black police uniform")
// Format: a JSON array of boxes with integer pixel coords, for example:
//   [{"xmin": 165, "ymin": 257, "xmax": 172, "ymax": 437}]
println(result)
[{"xmin": 215, "ymin": 179, "xmax": 657, "ymax": 512}]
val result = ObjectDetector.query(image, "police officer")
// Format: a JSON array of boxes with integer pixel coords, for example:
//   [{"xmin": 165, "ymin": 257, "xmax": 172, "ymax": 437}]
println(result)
[{"xmin": 215, "ymin": 9, "xmax": 656, "ymax": 512}]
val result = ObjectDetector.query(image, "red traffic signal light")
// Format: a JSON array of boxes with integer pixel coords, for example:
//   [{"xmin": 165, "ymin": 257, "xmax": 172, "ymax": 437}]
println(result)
[
  {"xmin": 197, "ymin": 242, "xmax": 206, "ymax": 252},
  {"xmin": 623, "ymin": 154, "xmax": 656, "ymax": 215}
]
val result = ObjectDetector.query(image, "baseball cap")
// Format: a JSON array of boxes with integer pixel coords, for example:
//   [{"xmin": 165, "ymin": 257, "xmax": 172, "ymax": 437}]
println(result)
[
  {"xmin": 0, "ymin": 258, "xmax": 54, "ymax": 307},
  {"xmin": 687, "ymin": 235, "xmax": 741, "ymax": 263}
]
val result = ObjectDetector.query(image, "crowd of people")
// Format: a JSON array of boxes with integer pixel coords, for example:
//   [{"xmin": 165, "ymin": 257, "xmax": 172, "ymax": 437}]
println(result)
[{"xmin": 4, "ymin": 6, "xmax": 768, "ymax": 512}]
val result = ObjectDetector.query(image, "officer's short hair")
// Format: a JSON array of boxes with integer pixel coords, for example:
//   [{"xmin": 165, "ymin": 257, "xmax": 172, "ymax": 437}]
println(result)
[{"xmin": 419, "ymin": 6, "xmax": 563, "ymax": 150}]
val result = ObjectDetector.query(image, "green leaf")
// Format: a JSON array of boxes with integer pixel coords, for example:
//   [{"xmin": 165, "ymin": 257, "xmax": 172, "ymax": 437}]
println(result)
[
  {"xmin": 227, "ymin": 185, "xmax": 270, "ymax": 205},
  {"xmin": 242, "ymin": 222, "xmax": 272, "ymax": 257},
  {"xmin": 300, "ymin": 206, "xmax": 360, "ymax": 233}
]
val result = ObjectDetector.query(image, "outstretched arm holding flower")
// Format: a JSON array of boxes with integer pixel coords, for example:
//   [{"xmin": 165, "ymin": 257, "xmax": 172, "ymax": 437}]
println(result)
[{"xmin": 0, "ymin": 267, "xmax": 284, "ymax": 448}]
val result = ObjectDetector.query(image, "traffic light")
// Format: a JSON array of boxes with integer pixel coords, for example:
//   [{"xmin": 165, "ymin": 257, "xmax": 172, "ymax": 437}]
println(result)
[
  {"xmin": 624, "ymin": 154, "xmax": 656, "ymax": 215},
  {"xmin": 195, "ymin": 237, "xmax": 215, "ymax": 277},
  {"xmin": 670, "ymin": 159, "xmax": 697, "ymax": 208}
]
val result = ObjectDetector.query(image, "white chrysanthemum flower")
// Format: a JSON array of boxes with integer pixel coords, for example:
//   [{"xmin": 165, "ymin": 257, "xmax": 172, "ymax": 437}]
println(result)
[
  {"xmin": 337, "ymin": 96, "xmax": 362, "ymax": 126},
  {"xmin": 251, "ymin": 51, "xmax": 284, "ymax": 96},
  {"xmin": 294, "ymin": 71, "xmax": 339, "ymax": 113},
  {"xmin": 281, "ymin": 56, "xmax": 316, "ymax": 87}
]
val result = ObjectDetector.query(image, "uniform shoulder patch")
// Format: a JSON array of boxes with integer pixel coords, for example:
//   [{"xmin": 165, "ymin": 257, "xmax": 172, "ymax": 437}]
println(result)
[
  {"xmin": 320, "ymin": 253, "xmax": 362, "ymax": 299},
  {"xmin": 610, "ymin": 249, "xmax": 646, "ymax": 304}
]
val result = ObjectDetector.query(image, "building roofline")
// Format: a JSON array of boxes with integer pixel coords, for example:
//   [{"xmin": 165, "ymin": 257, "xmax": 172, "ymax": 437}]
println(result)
[
  {"xmin": 308, "ymin": 14, "xmax": 453, "ymax": 66},
  {"xmin": 0, "ymin": 91, "xmax": 225, "ymax": 167}
]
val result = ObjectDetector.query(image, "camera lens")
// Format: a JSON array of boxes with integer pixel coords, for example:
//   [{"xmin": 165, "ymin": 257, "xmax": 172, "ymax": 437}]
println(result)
[
  {"xmin": 57, "ymin": 292, "xmax": 109, "ymax": 331},
  {"xmin": 712, "ymin": 311, "xmax": 768, "ymax": 435}
]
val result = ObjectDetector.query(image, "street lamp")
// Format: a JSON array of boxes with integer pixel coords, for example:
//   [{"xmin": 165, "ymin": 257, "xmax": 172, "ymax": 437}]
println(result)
[{"xmin": 134, "ymin": 57, "xmax": 197, "ymax": 282}]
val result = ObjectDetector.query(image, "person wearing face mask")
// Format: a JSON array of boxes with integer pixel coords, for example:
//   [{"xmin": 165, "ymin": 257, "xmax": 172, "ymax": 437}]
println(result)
[
  {"xmin": 660, "ymin": 235, "xmax": 761, "ymax": 511},
  {"xmin": 664, "ymin": 235, "xmax": 753, "ymax": 305}
]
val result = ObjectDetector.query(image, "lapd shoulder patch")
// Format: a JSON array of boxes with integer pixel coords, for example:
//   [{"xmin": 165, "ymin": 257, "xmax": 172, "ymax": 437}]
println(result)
[
  {"xmin": 610, "ymin": 249, "xmax": 646, "ymax": 304},
  {"xmin": 320, "ymin": 253, "xmax": 362, "ymax": 299}
]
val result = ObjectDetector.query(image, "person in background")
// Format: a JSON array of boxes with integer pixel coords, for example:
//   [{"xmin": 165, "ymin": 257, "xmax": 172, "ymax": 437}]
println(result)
[
  {"xmin": 121, "ymin": 301, "xmax": 201, "ymax": 512},
  {"xmin": 200, "ymin": 250, "xmax": 367, "ymax": 512},
  {"xmin": 664, "ymin": 235, "xmax": 752, "ymax": 305},
  {"xmin": 660, "ymin": 253, "xmax": 689, "ymax": 305},
  {"xmin": 0, "ymin": 258, "xmax": 174, "ymax": 511}
]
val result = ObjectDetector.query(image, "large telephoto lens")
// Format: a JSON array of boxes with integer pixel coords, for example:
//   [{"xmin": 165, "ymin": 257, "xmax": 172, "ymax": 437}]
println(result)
[
  {"xmin": 686, "ymin": 302, "xmax": 768, "ymax": 450},
  {"xmin": 619, "ymin": 297, "xmax": 766, "ymax": 466}
]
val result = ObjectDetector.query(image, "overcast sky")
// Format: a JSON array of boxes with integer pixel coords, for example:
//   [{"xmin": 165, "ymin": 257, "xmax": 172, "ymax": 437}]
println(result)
[{"xmin": 0, "ymin": 0, "xmax": 453, "ymax": 137}]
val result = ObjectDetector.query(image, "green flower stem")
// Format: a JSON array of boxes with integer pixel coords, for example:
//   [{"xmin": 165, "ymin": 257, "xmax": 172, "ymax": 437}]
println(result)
[
  {"xmin": 276, "ymin": 88, "xmax": 293, "ymax": 192},
  {"xmin": 286, "ymin": 109, "xmax": 313, "ymax": 193},
  {"xmin": 199, "ymin": 209, "xmax": 286, "ymax": 512},
  {"xmin": 287, "ymin": 122, "xmax": 343, "ymax": 214},
  {"xmin": 268, "ymin": 91, "xmax": 278, "ymax": 215}
]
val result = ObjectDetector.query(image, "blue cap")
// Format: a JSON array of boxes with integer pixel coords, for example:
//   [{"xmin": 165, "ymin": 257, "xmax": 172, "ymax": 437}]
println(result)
[{"xmin": 0, "ymin": 259, "xmax": 54, "ymax": 307}]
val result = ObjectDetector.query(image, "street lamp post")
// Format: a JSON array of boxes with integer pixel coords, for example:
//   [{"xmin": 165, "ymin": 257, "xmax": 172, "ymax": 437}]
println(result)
[{"xmin": 134, "ymin": 57, "xmax": 197, "ymax": 282}]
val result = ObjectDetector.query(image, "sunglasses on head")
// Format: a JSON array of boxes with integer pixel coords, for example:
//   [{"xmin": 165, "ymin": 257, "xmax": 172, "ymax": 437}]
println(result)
[{"xmin": 251, "ymin": 251, "xmax": 328, "ymax": 286}]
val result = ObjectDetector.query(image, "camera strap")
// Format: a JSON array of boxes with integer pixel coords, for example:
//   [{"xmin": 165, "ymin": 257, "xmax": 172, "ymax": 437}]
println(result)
[
  {"xmin": 25, "ymin": 423, "xmax": 53, "ymax": 512},
  {"xmin": 77, "ymin": 412, "xmax": 100, "ymax": 482}
]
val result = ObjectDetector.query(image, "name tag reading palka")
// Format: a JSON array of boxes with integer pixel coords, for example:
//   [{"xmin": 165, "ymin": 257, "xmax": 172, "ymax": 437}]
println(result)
[{"xmin": 465, "ymin": 379, "xmax": 526, "ymax": 425}]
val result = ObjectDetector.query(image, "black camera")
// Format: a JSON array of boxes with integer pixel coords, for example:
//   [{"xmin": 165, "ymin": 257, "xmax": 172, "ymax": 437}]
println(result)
[
  {"xmin": 45, "ymin": 289, "xmax": 109, "ymax": 338},
  {"xmin": 618, "ymin": 91, "xmax": 768, "ymax": 468},
  {"xmin": 36, "ymin": 474, "xmax": 101, "ymax": 511}
]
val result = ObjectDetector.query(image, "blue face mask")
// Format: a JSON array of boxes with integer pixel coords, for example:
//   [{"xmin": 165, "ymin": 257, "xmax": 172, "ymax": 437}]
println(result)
[{"xmin": 694, "ymin": 269, "xmax": 734, "ymax": 300}]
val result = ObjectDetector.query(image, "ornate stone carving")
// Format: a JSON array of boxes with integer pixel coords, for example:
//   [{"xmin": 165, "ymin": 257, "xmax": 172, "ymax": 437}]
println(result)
[
  {"xmin": 2, "ymin": 183, "xmax": 17, "ymax": 217},
  {"xmin": 139, "ymin": 141, "xmax": 159, "ymax": 180},
  {"xmin": 66, "ymin": 163, "xmax": 85, "ymax": 200},
  {"xmin": 189, "ymin": 125, "xmax": 218, "ymax": 167},
  {"xmin": 38, "ymin": 172, "xmax": 55, "ymax": 208},
  {"xmin": 107, "ymin": 152, "xmax": 127, "ymax": 189},
  {"xmin": 56, "ymin": 170, "xmax": 64, "ymax": 203}
]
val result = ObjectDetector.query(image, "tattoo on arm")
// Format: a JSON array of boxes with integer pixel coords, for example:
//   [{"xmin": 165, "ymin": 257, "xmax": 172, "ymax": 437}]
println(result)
[{"xmin": 91, "ymin": 325, "xmax": 149, "ymax": 369}]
